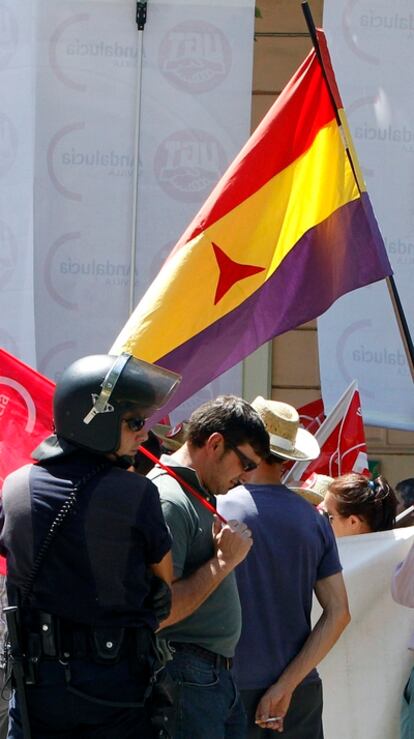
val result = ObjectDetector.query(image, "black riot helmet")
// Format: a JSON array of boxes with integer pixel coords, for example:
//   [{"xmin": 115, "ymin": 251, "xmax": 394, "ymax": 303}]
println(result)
[{"xmin": 34, "ymin": 354, "xmax": 181, "ymax": 459}]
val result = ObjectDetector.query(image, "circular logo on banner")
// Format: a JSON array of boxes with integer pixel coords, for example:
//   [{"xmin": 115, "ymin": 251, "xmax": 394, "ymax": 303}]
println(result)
[
  {"xmin": 159, "ymin": 20, "xmax": 231, "ymax": 93},
  {"xmin": 342, "ymin": 1, "xmax": 379, "ymax": 65},
  {"xmin": 49, "ymin": 13, "xmax": 89, "ymax": 92},
  {"xmin": 336, "ymin": 319, "xmax": 375, "ymax": 398},
  {"xmin": 44, "ymin": 231, "xmax": 82, "ymax": 310},
  {"xmin": 0, "ymin": 220, "xmax": 17, "ymax": 288},
  {"xmin": 342, "ymin": 0, "xmax": 414, "ymax": 65},
  {"xmin": 336, "ymin": 318, "xmax": 409, "ymax": 395},
  {"xmin": 348, "ymin": 88, "xmax": 414, "ymax": 181},
  {"xmin": 49, "ymin": 11, "xmax": 138, "ymax": 86},
  {"xmin": 346, "ymin": 94, "xmax": 381, "ymax": 179},
  {"xmin": 0, "ymin": 112, "xmax": 18, "ymax": 177},
  {"xmin": 0, "ymin": 377, "xmax": 36, "ymax": 432},
  {"xmin": 47, "ymin": 122, "xmax": 85, "ymax": 201},
  {"xmin": 154, "ymin": 129, "xmax": 227, "ymax": 203},
  {"xmin": 45, "ymin": 231, "xmax": 132, "ymax": 309},
  {"xmin": 0, "ymin": 4, "xmax": 18, "ymax": 70},
  {"xmin": 47, "ymin": 121, "xmax": 134, "ymax": 200}
]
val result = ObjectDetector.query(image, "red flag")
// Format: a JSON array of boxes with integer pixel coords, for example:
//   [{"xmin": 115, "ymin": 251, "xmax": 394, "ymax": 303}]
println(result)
[
  {"xmin": 0, "ymin": 350, "xmax": 55, "ymax": 574},
  {"xmin": 297, "ymin": 398, "xmax": 326, "ymax": 434},
  {"xmin": 282, "ymin": 398, "xmax": 326, "ymax": 475},
  {"xmin": 283, "ymin": 381, "xmax": 369, "ymax": 485},
  {"xmin": 0, "ymin": 349, "xmax": 55, "ymax": 486}
]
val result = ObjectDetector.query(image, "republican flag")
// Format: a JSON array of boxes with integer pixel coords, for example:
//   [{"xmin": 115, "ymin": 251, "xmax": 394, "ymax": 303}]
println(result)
[
  {"xmin": 283, "ymin": 381, "xmax": 369, "ymax": 485},
  {"xmin": 0, "ymin": 348, "xmax": 54, "ymax": 488},
  {"xmin": 111, "ymin": 30, "xmax": 392, "ymax": 416}
]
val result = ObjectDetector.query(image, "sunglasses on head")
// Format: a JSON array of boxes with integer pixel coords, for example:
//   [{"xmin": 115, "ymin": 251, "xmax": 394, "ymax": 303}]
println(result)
[
  {"xmin": 227, "ymin": 444, "xmax": 258, "ymax": 473},
  {"xmin": 123, "ymin": 417, "xmax": 146, "ymax": 432}
]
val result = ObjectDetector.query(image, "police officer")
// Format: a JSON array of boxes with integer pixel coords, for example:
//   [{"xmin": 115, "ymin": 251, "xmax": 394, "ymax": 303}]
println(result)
[{"xmin": 0, "ymin": 353, "xmax": 180, "ymax": 739}]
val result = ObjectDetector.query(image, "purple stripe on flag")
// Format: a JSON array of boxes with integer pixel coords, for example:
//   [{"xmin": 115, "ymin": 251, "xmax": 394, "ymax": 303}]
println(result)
[{"xmin": 153, "ymin": 193, "xmax": 391, "ymax": 420}]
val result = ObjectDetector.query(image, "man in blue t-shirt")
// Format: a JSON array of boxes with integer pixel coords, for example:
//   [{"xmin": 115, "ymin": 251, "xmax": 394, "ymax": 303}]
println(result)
[{"xmin": 218, "ymin": 397, "xmax": 351, "ymax": 739}]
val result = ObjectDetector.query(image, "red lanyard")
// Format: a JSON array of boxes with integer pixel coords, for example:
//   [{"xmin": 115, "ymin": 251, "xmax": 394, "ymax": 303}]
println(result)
[{"xmin": 137, "ymin": 446, "xmax": 227, "ymax": 524}]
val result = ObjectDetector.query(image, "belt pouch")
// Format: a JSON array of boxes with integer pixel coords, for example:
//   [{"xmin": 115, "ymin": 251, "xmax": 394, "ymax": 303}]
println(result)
[
  {"xmin": 92, "ymin": 627, "xmax": 125, "ymax": 663},
  {"xmin": 38, "ymin": 612, "xmax": 57, "ymax": 657}
]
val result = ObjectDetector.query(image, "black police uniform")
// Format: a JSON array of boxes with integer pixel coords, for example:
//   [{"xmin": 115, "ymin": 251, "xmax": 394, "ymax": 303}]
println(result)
[{"xmin": 0, "ymin": 449, "xmax": 171, "ymax": 739}]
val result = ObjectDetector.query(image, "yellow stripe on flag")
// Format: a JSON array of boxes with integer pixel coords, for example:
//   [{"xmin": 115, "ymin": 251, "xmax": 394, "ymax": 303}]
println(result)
[{"xmin": 111, "ymin": 121, "xmax": 359, "ymax": 361}]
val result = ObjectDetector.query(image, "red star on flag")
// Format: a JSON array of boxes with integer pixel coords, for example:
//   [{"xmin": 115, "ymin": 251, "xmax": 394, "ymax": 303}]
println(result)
[{"xmin": 212, "ymin": 243, "xmax": 265, "ymax": 304}]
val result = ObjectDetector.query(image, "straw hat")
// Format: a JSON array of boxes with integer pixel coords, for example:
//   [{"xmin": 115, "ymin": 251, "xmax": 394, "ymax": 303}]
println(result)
[
  {"xmin": 289, "ymin": 474, "xmax": 334, "ymax": 506},
  {"xmin": 152, "ymin": 422, "xmax": 188, "ymax": 452},
  {"xmin": 251, "ymin": 396, "xmax": 320, "ymax": 461}
]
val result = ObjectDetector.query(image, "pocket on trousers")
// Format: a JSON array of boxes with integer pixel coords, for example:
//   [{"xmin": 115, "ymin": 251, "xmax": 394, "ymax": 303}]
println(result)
[{"xmin": 172, "ymin": 662, "xmax": 219, "ymax": 689}]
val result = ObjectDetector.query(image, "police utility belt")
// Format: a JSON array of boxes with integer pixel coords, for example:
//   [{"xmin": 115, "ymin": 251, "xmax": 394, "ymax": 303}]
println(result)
[{"xmin": 23, "ymin": 611, "xmax": 154, "ymax": 668}]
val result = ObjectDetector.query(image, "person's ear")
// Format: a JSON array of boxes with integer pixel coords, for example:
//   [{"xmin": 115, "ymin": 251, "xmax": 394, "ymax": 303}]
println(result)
[
  {"xmin": 348, "ymin": 514, "xmax": 365, "ymax": 533},
  {"xmin": 205, "ymin": 432, "xmax": 224, "ymax": 453}
]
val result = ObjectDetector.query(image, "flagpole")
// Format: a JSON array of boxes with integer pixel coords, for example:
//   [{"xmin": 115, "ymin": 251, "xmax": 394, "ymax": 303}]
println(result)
[
  {"xmin": 301, "ymin": 1, "xmax": 414, "ymax": 383},
  {"xmin": 129, "ymin": 2, "xmax": 148, "ymax": 315}
]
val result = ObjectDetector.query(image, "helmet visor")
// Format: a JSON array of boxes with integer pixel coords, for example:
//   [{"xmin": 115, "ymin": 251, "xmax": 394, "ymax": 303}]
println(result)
[{"xmin": 83, "ymin": 354, "xmax": 181, "ymax": 426}]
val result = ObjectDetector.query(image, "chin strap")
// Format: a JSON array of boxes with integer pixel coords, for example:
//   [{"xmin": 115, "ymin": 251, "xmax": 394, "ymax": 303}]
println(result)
[{"xmin": 83, "ymin": 353, "xmax": 131, "ymax": 425}]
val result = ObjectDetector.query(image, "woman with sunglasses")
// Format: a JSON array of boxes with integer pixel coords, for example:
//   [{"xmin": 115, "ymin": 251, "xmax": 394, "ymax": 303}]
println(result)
[{"xmin": 323, "ymin": 473, "xmax": 397, "ymax": 537}]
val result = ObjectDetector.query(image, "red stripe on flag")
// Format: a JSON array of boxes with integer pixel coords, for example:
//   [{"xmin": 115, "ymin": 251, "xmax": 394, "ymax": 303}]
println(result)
[{"xmin": 172, "ymin": 49, "xmax": 335, "ymax": 252}]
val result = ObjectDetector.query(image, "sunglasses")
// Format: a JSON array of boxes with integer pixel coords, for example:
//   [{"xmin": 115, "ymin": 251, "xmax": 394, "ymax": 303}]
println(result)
[
  {"xmin": 227, "ymin": 444, "xmax": 258, "ymax": 473},
  {"xmin": 123, "ymin": 417, "xmax": 146, "ymax": 432}
]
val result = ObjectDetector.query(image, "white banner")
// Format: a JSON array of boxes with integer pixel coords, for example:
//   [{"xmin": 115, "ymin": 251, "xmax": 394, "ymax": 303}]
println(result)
[
  {"xmin": 0, "ymin": 0, "xmax": 36, "ymax": 365},
  {"xmin": 0, "ymin": 0, "xmax": 255, "ymax": 417},
  {"xmin": 317, "ymin": 527, "xmax": 414, "ymax": 739},
  {"xmin": 319, "ymin": 1, "xmax": 414, "ymax": 431}
]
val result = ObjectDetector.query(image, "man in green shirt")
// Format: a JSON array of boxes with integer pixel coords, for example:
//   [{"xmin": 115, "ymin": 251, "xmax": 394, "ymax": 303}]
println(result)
[{"xmin": 149, "ymin": 395, "xmax": 270, "ymax": 739}]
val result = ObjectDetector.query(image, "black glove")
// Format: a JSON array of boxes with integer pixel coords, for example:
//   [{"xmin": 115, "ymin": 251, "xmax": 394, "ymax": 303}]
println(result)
[{"xmin": 148, "ymin": 576, "xmax": 172, "ymax": 624}]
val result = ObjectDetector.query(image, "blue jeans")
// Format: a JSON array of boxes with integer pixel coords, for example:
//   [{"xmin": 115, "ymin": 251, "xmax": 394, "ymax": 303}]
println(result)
[
  {"xmin": 165, "ymin": 650, "xmax": 246, "ymax": 739},
  {"xmin": 402, "ymin": 667, "xmax": 414, "ymax": 739}
]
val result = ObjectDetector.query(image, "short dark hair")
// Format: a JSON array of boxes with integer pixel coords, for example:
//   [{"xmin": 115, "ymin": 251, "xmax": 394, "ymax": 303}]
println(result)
[
  {"xmin": 187, "ymin": 395, "xmax": 270, "ymax": 458},
  {"xmin": 396, "ymin": 478, "xmax": 414, "ymax": 507},
  {"xmin": 328, "ymin": 473, "xmax": 397, "ymax": 532}
]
